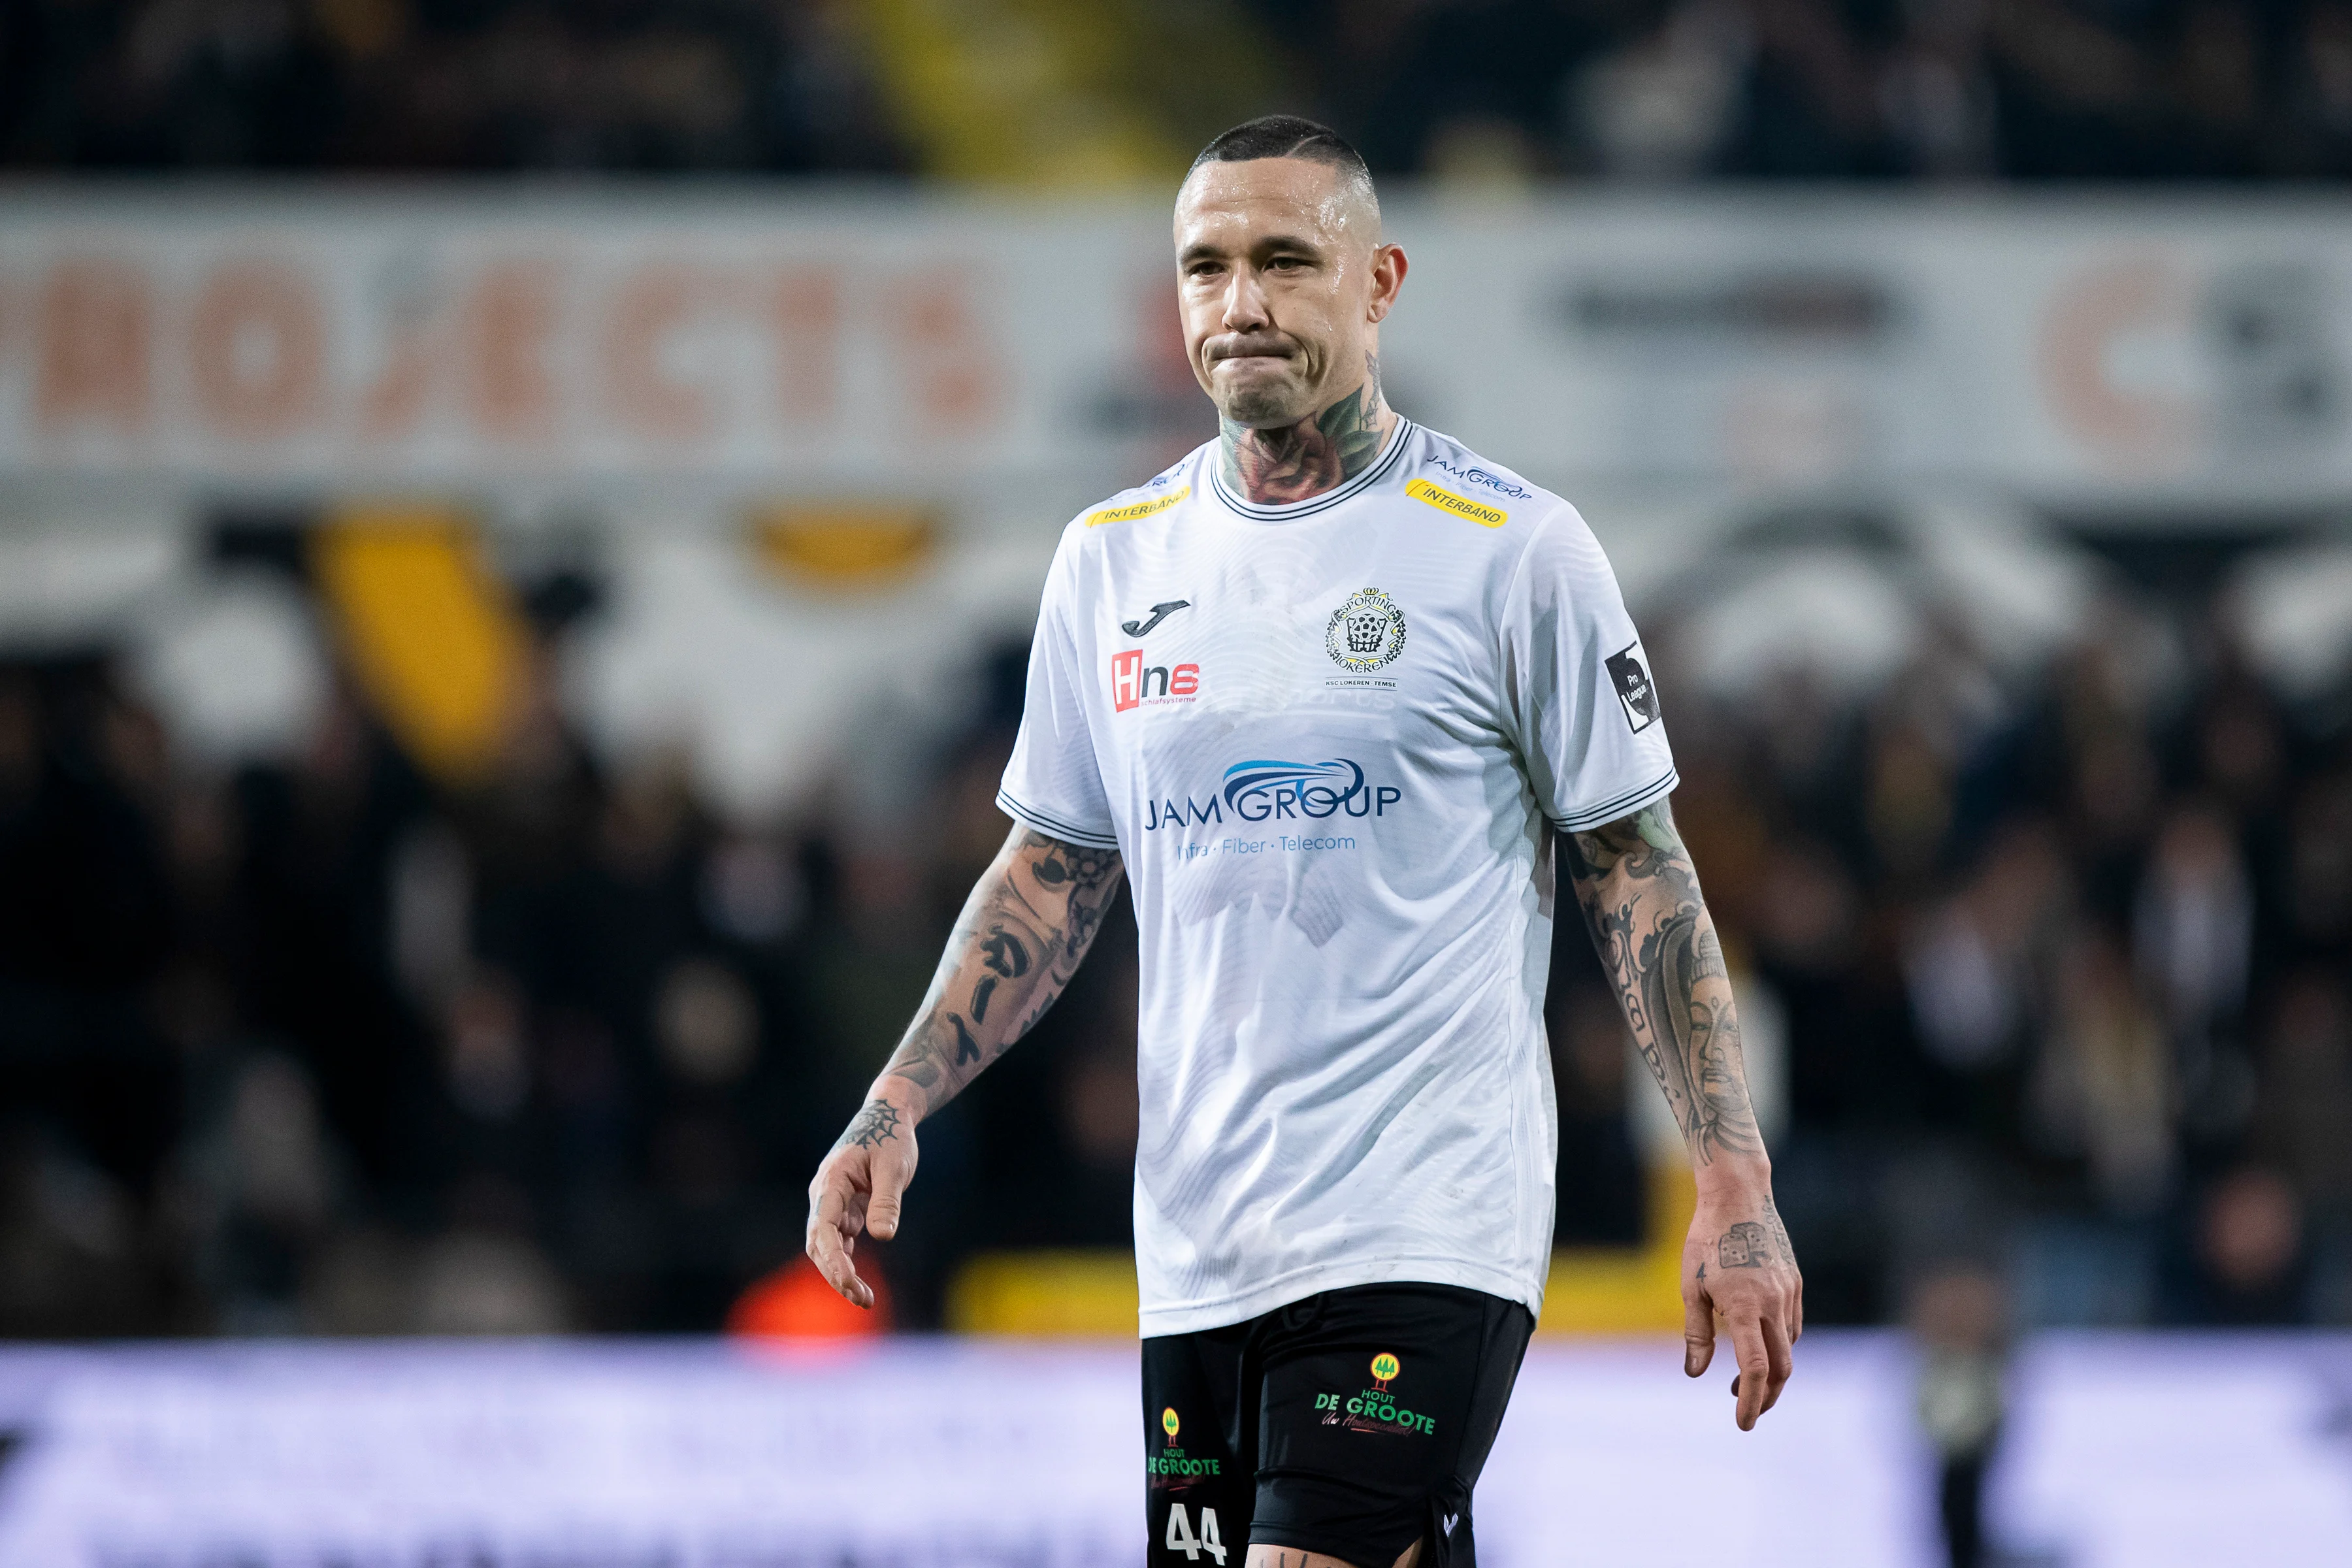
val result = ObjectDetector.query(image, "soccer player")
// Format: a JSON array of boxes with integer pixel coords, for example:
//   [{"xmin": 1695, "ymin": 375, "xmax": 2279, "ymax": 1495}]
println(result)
[{"xmin": 807, "ymin": 116, "xmax": 1802, "ymax": 1568}]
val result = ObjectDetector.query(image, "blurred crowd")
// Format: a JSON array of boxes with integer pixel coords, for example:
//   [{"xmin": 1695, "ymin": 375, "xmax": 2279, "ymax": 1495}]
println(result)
[
  {"xmin": 10, "ymin": 0, "xmax": 2352, "ymax": 180},
  {"xmin": 2, "ymin": 519, "xmax": 2347, "ymax": 1340},
  {"xmin": 1599, "ymin": 568, "xmax": 2352, "ymax": 1330},
  {"xmin": 1264, "ymin": 0, "xmax": 2352, "ymax": 179},
  {"xmin": 0, "ymin": 546, "xmax": 1152, "ymax": 1335},
  {"xmin": 0, "ymin": 0, "xmax": 909, "ymax": 172}
]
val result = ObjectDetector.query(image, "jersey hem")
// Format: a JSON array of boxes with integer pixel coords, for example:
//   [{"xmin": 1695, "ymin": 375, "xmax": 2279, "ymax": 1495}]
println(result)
[
  {"xmin": 995, "ymin": 788, "xmax": 1120, "ymax": 849},
  {"xmin": 1137, "ymin": 1255, "xmax": 1544, "ymax": 1339},
  {"xmin": 1549, "ymin": 765, "xmax": 1680, "ymax": 833}
]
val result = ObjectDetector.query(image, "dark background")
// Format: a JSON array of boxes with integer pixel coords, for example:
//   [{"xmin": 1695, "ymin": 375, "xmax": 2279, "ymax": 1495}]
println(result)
[{"xmin": 1, "ymin": 0, "xmax": 2348, "ymax": 1340}]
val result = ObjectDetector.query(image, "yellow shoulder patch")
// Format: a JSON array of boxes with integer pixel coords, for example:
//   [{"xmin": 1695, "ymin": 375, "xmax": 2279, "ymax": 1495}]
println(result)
[
  {"xmin": 1407, "ymin": 478, "xmax": 1508, "ymax": 528},
  {"xmin": 1085, "ymin": 485, "xmax": 1190, "ymax": 527}
]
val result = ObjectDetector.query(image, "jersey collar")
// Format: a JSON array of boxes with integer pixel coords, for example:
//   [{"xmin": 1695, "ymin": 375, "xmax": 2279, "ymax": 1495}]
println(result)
[{"xmin": 1208, "ymin": 418, "xmax": 1416, "ymax": 523}]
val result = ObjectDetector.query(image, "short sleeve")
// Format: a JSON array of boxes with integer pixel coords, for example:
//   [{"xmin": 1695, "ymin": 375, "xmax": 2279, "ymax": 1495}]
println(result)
[
  {"xmin": 1499, "ymin": 504, "xmax": 1678, "ymax": 832},
  {"xmin": 997, "ymin": 533, "xmax": 1119, "ymax": 848}
]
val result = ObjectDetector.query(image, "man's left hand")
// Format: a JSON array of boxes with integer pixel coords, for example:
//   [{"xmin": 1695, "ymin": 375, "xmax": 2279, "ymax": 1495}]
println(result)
[{"xmin": 1681, "ymin": 1189, "xmax": 1803, "ymax": 1431}]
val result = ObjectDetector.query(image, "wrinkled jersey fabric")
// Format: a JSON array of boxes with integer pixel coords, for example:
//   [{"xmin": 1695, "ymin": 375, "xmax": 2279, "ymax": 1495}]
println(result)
[{"xmin": 1000, "ymin": 420, "xmax": 1677, "ymax": 1335}]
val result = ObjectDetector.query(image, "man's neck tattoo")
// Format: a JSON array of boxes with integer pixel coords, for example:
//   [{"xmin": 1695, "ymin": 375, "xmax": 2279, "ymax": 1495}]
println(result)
[{"xmin": 1219, "ymin": 357, "xmax": 1388, "ymax": 506}]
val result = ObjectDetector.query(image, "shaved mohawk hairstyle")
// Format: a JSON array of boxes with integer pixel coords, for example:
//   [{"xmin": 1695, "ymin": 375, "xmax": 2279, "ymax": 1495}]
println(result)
[{"xmin": 1186, "ymin": 115, "xmax": 1379, "ymax": 224}]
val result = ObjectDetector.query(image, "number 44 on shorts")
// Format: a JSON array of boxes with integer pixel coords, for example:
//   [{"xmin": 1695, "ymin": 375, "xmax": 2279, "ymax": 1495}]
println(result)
[{"xmin": 1165, "ymin": 1503, "xmax": 1228, "ymax": 1564}]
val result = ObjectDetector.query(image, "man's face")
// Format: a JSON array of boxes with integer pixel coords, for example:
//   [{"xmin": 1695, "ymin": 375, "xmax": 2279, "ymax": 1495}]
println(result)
[{"xmin": 1173, "ymin": 158, "xmax": 1401, "ymax": 429}]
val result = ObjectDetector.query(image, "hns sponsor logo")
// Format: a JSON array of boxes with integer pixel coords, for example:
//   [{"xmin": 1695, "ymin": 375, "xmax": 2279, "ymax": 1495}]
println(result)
[
  {"xmin": 1145, "ymin": 759, "xmax": 1401, "ymax": 831},
  {"xmin": 1111, "ymin": 649, "xmax": 1200, "ymax": 711}
]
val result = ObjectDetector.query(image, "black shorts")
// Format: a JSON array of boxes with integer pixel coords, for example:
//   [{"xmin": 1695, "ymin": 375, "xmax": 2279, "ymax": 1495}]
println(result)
[{"xmin": 1142, "ymin": 1282, "xmax": 1534, "ymax": 1567}]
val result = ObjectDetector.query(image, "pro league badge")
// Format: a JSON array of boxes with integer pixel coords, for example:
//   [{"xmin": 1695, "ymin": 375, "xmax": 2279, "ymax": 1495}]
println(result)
[{"xmin": 1605, "ymin": 644, "xmax": 1660, "ymax": 733}]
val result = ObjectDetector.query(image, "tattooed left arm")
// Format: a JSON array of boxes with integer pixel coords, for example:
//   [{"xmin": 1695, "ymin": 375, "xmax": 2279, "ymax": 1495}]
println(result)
[{"xmin": 1565, "ymin": 799, "xmax": 1804, "ymax": 1429}]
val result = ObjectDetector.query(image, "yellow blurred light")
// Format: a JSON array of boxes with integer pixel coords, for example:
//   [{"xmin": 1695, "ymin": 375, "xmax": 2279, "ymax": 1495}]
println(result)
[
  {"xmin": 751, "ymin": 504, "xmax": 938, "ymax": 589},
  {"xmin": 947, "ymin": 1249, "xmax": 1139, "ymax": 1337},
  {"xmin": 310, "ymin": 506, "xmax": 526, "ymax": 783},
  {"xmin": 939, "ymin": 1163, "xmax": 1700, "ymax": 1339},
  {"xmin": 1535, "ymin": 1161, "xmax": 1698, "ymax": 1337}
]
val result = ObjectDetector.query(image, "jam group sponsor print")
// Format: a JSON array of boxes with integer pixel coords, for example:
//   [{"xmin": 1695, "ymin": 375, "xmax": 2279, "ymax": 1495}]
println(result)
[
  {"xmin": 1111, "ymin": 649, "xmax": 1201, "ymax": 712},
  {"xmin": 1422, "ymin": 456, "xmax": 1531, "ymax": 499},
  {"xmin": 1143, "ymin": 759, "xmax": 1403, "ymax": 834},
  {"xmin": 1171, "ymin": 833, "xmax": 1358, "ymax": 862},
  {"xmin": 1221, "ymin": 759, "xmax": 1392, "ymax": 821}
]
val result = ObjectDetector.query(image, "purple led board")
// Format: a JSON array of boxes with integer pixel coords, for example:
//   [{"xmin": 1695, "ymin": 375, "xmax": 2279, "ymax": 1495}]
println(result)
[{"xmin": 0, "ymin": 1333, "xmax": 2344, "ymax": 1565}]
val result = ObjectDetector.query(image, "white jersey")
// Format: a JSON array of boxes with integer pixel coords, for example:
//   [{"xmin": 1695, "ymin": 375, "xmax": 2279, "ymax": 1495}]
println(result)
[{"xmin": 998, "ymin": 419, "xmax": 1676, "ymax": 1336}]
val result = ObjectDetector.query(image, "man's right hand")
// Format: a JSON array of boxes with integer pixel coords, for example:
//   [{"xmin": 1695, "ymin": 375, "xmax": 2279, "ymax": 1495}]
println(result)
[{"xmin": 806, "ymin": 1095, "xmax": 919, "ymax": 1309}]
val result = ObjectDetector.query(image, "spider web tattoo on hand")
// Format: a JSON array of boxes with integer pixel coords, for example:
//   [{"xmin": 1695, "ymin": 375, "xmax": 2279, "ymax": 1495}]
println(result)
[{"xmin": 836, "ymin": 1098, "xmax": 902, "ymax": 1151}]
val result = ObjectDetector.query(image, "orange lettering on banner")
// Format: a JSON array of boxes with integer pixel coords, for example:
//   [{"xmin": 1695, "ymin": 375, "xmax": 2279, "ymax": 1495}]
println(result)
[
  {"xmin": 463, "ymin": 264, "xmax": 557, "ymax": 444},
  {"xmin": 2039, "ymin": 259, "xmax": 2198, "ymax": 470},
  {"xmin": 36, "ymin": 260, "xmax": 153, "ymax": 433},
  {"xmin": 769, "ymin": 267, "xmax": 838, "ymax": 425},
  {"xmin": 886, "ymin": 270, "xmax": 994, "ymax": 434},
  {"xmin": 189, "ymin": 262, "xmax": 327, "ymax": 440},
  {"xmin": 604, "ymin": 264, "xmax": 713, "ymax": 443}
]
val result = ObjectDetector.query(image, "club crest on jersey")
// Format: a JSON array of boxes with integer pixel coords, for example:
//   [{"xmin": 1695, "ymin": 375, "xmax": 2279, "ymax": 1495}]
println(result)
[{"xmin": 1325, "ymin": 588, "xmax": 1407, "ymax": 672}]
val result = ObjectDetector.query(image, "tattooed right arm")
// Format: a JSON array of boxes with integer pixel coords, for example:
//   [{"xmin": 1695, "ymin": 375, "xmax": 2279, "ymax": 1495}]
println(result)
[
  {"xmin": 808, "ymin": 823, "xmax": 1124, "ymax": 1307},
  {"xmin": 856, "ymin": 823, "xmax": 1125, "ymax": 1130}
]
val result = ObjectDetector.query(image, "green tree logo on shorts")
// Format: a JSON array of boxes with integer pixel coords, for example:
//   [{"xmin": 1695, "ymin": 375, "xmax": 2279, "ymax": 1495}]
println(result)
[
  {"xmin": 1315, "ymin": 1354, "xmax": 1435, "ymax": 1435},
  {"xmin": 1162, "ymin": 1406, "xmax": 1181, "ymax": 1441}
]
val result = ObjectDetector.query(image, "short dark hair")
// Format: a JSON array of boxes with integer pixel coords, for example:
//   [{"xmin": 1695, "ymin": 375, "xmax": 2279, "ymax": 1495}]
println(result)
[{"xmin": 1186, "ymin": 115, "xmax": 1379, "ymax": 218}]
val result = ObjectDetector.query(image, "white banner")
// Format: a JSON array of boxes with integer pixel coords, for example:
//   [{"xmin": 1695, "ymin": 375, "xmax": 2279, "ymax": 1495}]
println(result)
[
  {"xmin": 0, "ymin": 1335, "xmax": 2347, "ymax": 1566},
  {"xmin": 3, "ymin": 190, "xmax": 2351, "ymax": 508}
]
